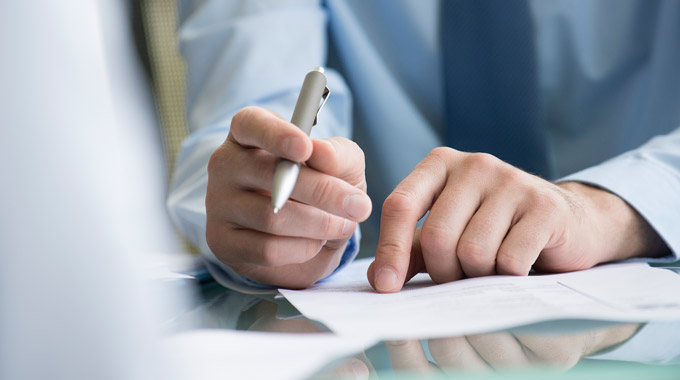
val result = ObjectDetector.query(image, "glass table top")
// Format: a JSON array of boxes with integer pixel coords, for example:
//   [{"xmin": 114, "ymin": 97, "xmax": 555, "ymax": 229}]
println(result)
[{"xmin": 170, "ymin": 266, "xmax": 680, "ymax": 379}]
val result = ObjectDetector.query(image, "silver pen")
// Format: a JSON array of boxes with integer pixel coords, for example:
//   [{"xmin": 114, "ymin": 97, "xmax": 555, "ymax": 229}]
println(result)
[{"xmin": 271, "ymin": 67, "xmax": 330, "ymax": 213}]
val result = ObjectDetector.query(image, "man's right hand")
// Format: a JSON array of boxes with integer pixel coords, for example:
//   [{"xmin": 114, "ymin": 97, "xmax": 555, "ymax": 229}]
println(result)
[{"xmin": 206, "ymin": 106, "xmax": 372, "ymax": 289}]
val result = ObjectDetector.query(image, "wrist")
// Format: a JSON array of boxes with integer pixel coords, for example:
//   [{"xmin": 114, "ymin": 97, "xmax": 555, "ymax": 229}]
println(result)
[{"xmin": 557, "ymin": 182, "xmax": 668, "ymax": 263}]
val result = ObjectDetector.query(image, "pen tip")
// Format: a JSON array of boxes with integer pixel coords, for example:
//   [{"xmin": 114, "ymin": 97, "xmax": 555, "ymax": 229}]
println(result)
[{"xmin": 273, "ymin": 208, "xmax": 279, "ymax": 214}]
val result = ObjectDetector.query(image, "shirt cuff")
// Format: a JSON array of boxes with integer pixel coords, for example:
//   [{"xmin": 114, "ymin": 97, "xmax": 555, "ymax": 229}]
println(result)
[{"xmin": 560, "ymin": 154, "xmax": 680, "ymax": 261}]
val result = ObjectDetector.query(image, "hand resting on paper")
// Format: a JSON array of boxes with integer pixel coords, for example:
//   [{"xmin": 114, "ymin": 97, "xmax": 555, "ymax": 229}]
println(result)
[
  {"xmin": 368, "ymin": 148, "xmax": 669, "ymax": 293},
  {"xmin": 205, "ymin": 106, "xmax": 371, "ymax": 289}
]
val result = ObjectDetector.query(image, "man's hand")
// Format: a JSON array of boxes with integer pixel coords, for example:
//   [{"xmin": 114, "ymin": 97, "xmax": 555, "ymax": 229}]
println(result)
[
  {"xmin": 369, "ymin": 147, "xmax": 668, "ymax": 292},
  {"xmin": 385, "ymin": 324, "xmax": 640, "ymax": 373},
  {"xmin": 206, "ymin": 106, "xmax": 371, "ymax": 289}
]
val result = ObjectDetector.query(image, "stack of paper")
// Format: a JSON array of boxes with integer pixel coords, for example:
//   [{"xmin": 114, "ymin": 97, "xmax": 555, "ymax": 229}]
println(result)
[{"xmin": 280, "ymin": 259, "xmax": 680, "ymax": 340}]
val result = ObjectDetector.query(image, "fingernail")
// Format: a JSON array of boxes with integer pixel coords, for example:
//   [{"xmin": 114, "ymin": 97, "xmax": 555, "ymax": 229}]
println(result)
[
  {"xmin": 351, "ymin": 359, "xmax": 369, "ymax": 380},
  {"xmin": 376, "ymin": 267, "xmax": 398, "ymax": 292},
  {"xmin": 343, "ymin": 194, "xmax": 369, "ymax": 220}
]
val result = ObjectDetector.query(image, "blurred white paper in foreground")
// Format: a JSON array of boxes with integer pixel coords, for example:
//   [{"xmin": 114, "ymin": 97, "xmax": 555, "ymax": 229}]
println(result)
[
  {"xmin": 164, "ymin": 330, "xmax": 375, "ymax": 380},
  {"xmin": 280, "ymin": 258, "xmax": 680, "ymax": 340}
]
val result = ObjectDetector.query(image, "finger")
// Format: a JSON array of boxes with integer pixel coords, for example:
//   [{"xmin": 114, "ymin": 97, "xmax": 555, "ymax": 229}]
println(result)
[
  {"xmin": 318, "ymin": 357, "xmax": 371, "ymax": 380},
  {"xmin": 404, "ymin": 227, "xmax": 427, "ymax": 282},
  {"xmin": 237, "ymin": 244, "xmax": 347, "ymax": 289},
  {"xmin": 229, "ymin": 148, "xmax": 371, "ymax": 222},
  {"xmin": 385, "ymin": 340, "xmax": 434, "ymax": 374},
  {"xmin": 372, "ymin": 148, "xmax": 453, "ymax": 293},
  {"xmin": 466, "ymin": 333, "xmax": 531, "ymax": 368},
  {"xmin": 221, "ymin": 191, "xmax": 355, "ymax": 240},
  {"xmin": 513, "ymin": 333, "xmax": 581, "ymax": 368},
  {"xmin": 495, "ymin": 212, "xmax": 553, "ymax": 276},
  {"xmin": 456, "ymin": 194, "xmax": 517, "ymax": 278},
  {"xmin": 229, "ymin": 106, "xmax": 312, "ymax": 162},
  {"xmin": 428, "ymin": 336, "xmax": 489, "ymax": 372},
  {"xmin": 419, "ymin": 177, "xmax": 479, "ymax": 283},
  {"xmin": 367, "ymin": 227, "xmax": 426, "ymax": 289},
  {"xmin": 307, "ymin": 138, "xmax": 367, "ymax": 189},
  {"xmin": 206, "ymin": 225, "xmax": 324, "ymax": 267},
  {"xmin": 292, "ymin": 166, "xmax": 372, "ymax": 221}
]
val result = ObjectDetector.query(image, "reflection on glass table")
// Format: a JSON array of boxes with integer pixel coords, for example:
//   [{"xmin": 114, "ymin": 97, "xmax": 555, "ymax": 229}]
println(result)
[{"xmin": 170, "ymin": 279, "xmax": 680, "ymax": 380}]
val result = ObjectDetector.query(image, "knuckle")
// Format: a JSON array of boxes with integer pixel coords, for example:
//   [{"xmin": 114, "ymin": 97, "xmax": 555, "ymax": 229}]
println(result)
[
  {"xmin": 332, "ymin": 138, "xmax": 367, "ymax": 186},
  {"xmin": 260, "ymin": 238, "xmax": 283, "ymax": 266},
  {"xmin": 207, "ymin": 143, "xmax": 243, "ymax": 185},
  {"xmin": 420, "ymin": 224, "xmax": 453, "ymax": 257},
  {"xmin": 311, "ymin": 176, "xmax": 336, "ymax": 205},
  {"xmin": 421, "ymin": 147, "xmax": 454, "ymax": 172},
  {"xmin": 207, "ymin": 146, "xmax": 227, "ymax": 175},
  {"xmin": 377, "ymin": 239, "xmax": 410, "ymax": 258},
  {"xmin": 318, "ymin": 212, "xmax": 338, "ymax": 237},
  {"xmin": 464, "ymin": 152, "xmax": 499, "ymax": 172},
  {"xmin": 428, "ymin": 146, "xmax": 455, "ymax": 161},
  {"xmin": 231, "ymin": 106, "xmax": 256, "ymax": 131},
  {"xmin": 456, "ymin": 239, "xmax": 490, "ymax": 266},
  {"xmin": 498, "ymin": 165, "xmax": 525, "ymax": 186},
  {"xmin": 382, "ymin": 191, "xmax": 416, "ymax": 218},
  {"xmin": 429, "ymin": 345, "xmax": 459, "ymax": 365},
  {"xmin": 531, "ymin": 187, "xmax": 562, "ymax": 212},
  {"xmin": 496, "ymin": 250, "xmax": 530, "ymax": 275},
  {"xmin": 207, "ymin": 152, "xmax": 218, "ymax": 176}
]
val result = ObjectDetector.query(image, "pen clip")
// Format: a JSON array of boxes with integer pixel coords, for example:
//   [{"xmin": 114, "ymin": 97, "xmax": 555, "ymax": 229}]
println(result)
[{"xmin": 312, "ymin": 86, "xmax": 331, "ymax": 126}]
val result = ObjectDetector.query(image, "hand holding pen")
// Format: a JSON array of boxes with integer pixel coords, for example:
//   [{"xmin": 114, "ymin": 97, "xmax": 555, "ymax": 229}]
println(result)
[
  {"xmin": 271, "ymin": 67, "xmax": 330, "ymax": 214},
  {"xmin": 204, "ymin": 68, "xmax": 372, "ymax": 289}
]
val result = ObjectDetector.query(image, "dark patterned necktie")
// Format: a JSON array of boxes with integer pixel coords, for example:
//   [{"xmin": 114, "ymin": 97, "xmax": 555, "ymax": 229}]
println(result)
[{"xmin": 441, "ymin": 0, "xmax": 551, "ymax": 178}]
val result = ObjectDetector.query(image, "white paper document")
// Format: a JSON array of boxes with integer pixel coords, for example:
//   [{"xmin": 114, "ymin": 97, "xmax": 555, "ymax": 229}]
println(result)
[
  {"xmin": 279, "ymin": 259, "xmax": 680, "ymax": 340},
  {"xmin": 164, "ymin": 329, "xmax": 375, "ymax": 380}
]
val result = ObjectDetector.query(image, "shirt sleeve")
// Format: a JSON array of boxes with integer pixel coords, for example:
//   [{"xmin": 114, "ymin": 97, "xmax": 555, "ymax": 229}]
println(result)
[
  {"xmin": 562, "ymin": 129, "xmax": 680, "ymax": 362},
  {"xmin": 167, "ymin": 0, "xmax": 358, "ymax": 293},
  {"xmin": 560, "ymin": 127, "xmax": 680, "ymax": 261}
]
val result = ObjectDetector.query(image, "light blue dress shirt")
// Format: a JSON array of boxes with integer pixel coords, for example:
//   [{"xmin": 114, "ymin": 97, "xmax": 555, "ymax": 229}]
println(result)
[{"xmin": 168, "ymin": 0, "xmax": 680, "ymax": 293}]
